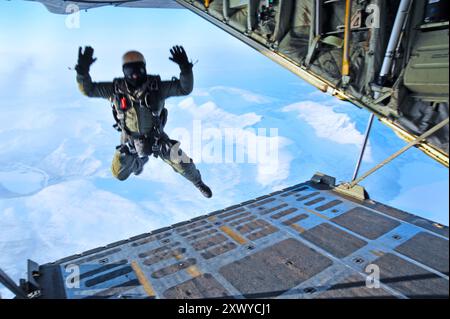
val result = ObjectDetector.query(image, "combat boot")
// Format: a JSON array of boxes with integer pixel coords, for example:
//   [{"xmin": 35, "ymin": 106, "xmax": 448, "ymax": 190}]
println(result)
[
  {"xmin": 133, "ymin": 156, "xmax": 149, "ymax": 176},
  {"xmin": 195, "ymin": 180, "xmax": 213, "ymax": 198}
]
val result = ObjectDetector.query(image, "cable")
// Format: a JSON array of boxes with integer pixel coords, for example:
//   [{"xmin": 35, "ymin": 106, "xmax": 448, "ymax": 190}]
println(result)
[{"xmin": 348, "ymin": 117, "xmax": 449, "ymax": 188}]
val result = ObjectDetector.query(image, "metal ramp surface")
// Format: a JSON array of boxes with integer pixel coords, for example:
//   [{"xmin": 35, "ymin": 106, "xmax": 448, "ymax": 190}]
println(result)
[{"xmin": 33, "ymin": 176, "xmax": 449, "ymax": 299}]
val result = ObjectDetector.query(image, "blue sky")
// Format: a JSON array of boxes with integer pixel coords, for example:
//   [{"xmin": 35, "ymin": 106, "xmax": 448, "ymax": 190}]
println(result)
[{"xmin": 0, "ymin": 0, "xmax": 448, "ymax": 297}]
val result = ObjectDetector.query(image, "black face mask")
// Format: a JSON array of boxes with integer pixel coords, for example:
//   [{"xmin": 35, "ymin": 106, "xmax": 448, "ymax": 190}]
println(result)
[{"xmin": 123, "ymin": 62, "xmax": 147, "ymax": 87}]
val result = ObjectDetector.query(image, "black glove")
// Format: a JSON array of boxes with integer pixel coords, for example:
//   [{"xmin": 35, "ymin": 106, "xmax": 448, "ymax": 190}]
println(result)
[
  {"xmin": 75, "ymin": 46, "xmax": 97, "ymax": 75},
  {"xmin": 169, "ymin": 45, "xmax": 192, "ymax": 69}
]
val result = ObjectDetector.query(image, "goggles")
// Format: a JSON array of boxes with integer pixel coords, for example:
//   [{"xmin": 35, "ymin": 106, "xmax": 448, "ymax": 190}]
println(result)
[{"xmin": 123, "ymin": 62, "xmax": 146, "ymax": 78}]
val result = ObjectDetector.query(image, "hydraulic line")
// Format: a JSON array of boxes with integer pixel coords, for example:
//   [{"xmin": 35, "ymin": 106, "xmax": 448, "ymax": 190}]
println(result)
[{"xmin": 377, "ymin": 0, "xmax": 413, "ymax": 86}]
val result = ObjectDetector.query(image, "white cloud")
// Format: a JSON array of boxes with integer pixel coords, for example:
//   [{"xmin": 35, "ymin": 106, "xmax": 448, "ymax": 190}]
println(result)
[
  {"xmin": 0, "ymin": 107, "xmax": 58, "ymax": 132},
  {"xmin": 256, "ymin": 147, "xmax": 293, "ymax": 187},
  {"xmin": 0, "ymin": 165, "xmax": 48, "ymax": 196},
  {"xmin": 41, "ymin": 141, "xmax": 103, "ymax": 178},
  {"xmin": 0, "ymin": 179, "xmax": 159, "ymax": 298},
  {"xmin": 178, "ymin": 97, "xmax": 262, "ymax": 128},
  {"xmin": 172, "ymin": 96, "xmax": 293, "ymax": 186},
  {"xmin": 282, "ymin": 101, "xmax": 372, "ymax": 161},
  {"xmin": 210, "ymin": 86, "xmax": 273, "ymax": 104},
  {"xmin": 191, "ymin": 86, "xmax": 273, "ymax": 104},
  {"xmin": 191, "ymin": 88, "xmax": 211, "ymax": 97}
]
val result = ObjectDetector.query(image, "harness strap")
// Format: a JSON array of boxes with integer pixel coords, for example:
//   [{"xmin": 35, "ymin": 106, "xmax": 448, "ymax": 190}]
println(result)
[{"xmin": 111, "ymin": 76, "xmax": 169, "ymax": 157}]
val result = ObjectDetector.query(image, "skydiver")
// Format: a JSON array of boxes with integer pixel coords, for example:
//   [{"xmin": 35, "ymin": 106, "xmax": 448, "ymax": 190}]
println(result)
[{"xmin": 75, "ymin": 46, "xmax": 212, "ymax": 198}]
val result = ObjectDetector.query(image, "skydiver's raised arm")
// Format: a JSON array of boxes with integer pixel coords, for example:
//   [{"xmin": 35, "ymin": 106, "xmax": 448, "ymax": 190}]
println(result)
[
  {"xmin": 76, "ymin": 73, "xmax": 114, "ymax": 99},
  {"xmin": 160, "ymin": 67, "xmax": 193, "ymax": 98},
  {"xmin": 75, "ymin": 46, "xmax": 114, "ymax": 100},
  {"xmin": 160, "ymin": 46, "xmax": 194, "ymax": 99}
]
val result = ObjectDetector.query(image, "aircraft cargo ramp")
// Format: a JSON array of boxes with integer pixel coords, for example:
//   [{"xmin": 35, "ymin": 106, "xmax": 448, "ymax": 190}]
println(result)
[{"xmin": 13, "ymin": 174, "xmax": 448, "ymax": 299}]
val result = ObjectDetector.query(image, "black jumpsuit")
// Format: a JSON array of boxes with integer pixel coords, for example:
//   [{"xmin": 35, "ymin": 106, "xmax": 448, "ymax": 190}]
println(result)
[{"xmin": 76, "ymin": 66, "xmax": 202, "ymax": 184}]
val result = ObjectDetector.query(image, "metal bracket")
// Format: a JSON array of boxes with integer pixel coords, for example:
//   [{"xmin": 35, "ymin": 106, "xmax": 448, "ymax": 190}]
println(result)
[
  {"xmin": 27, "ymin": 259, "xmax": 41, "ymax": 293},
  {"xmin": 373, "ymin": 90, "xmax": 393, "ymax": 105},
  {"xmin": 310, "ymin": 172, "xmax": 336, "ymax": 187},
  {"xmin": 334, "ymin": 183, "xmax": 368, "ymax": 201}
]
